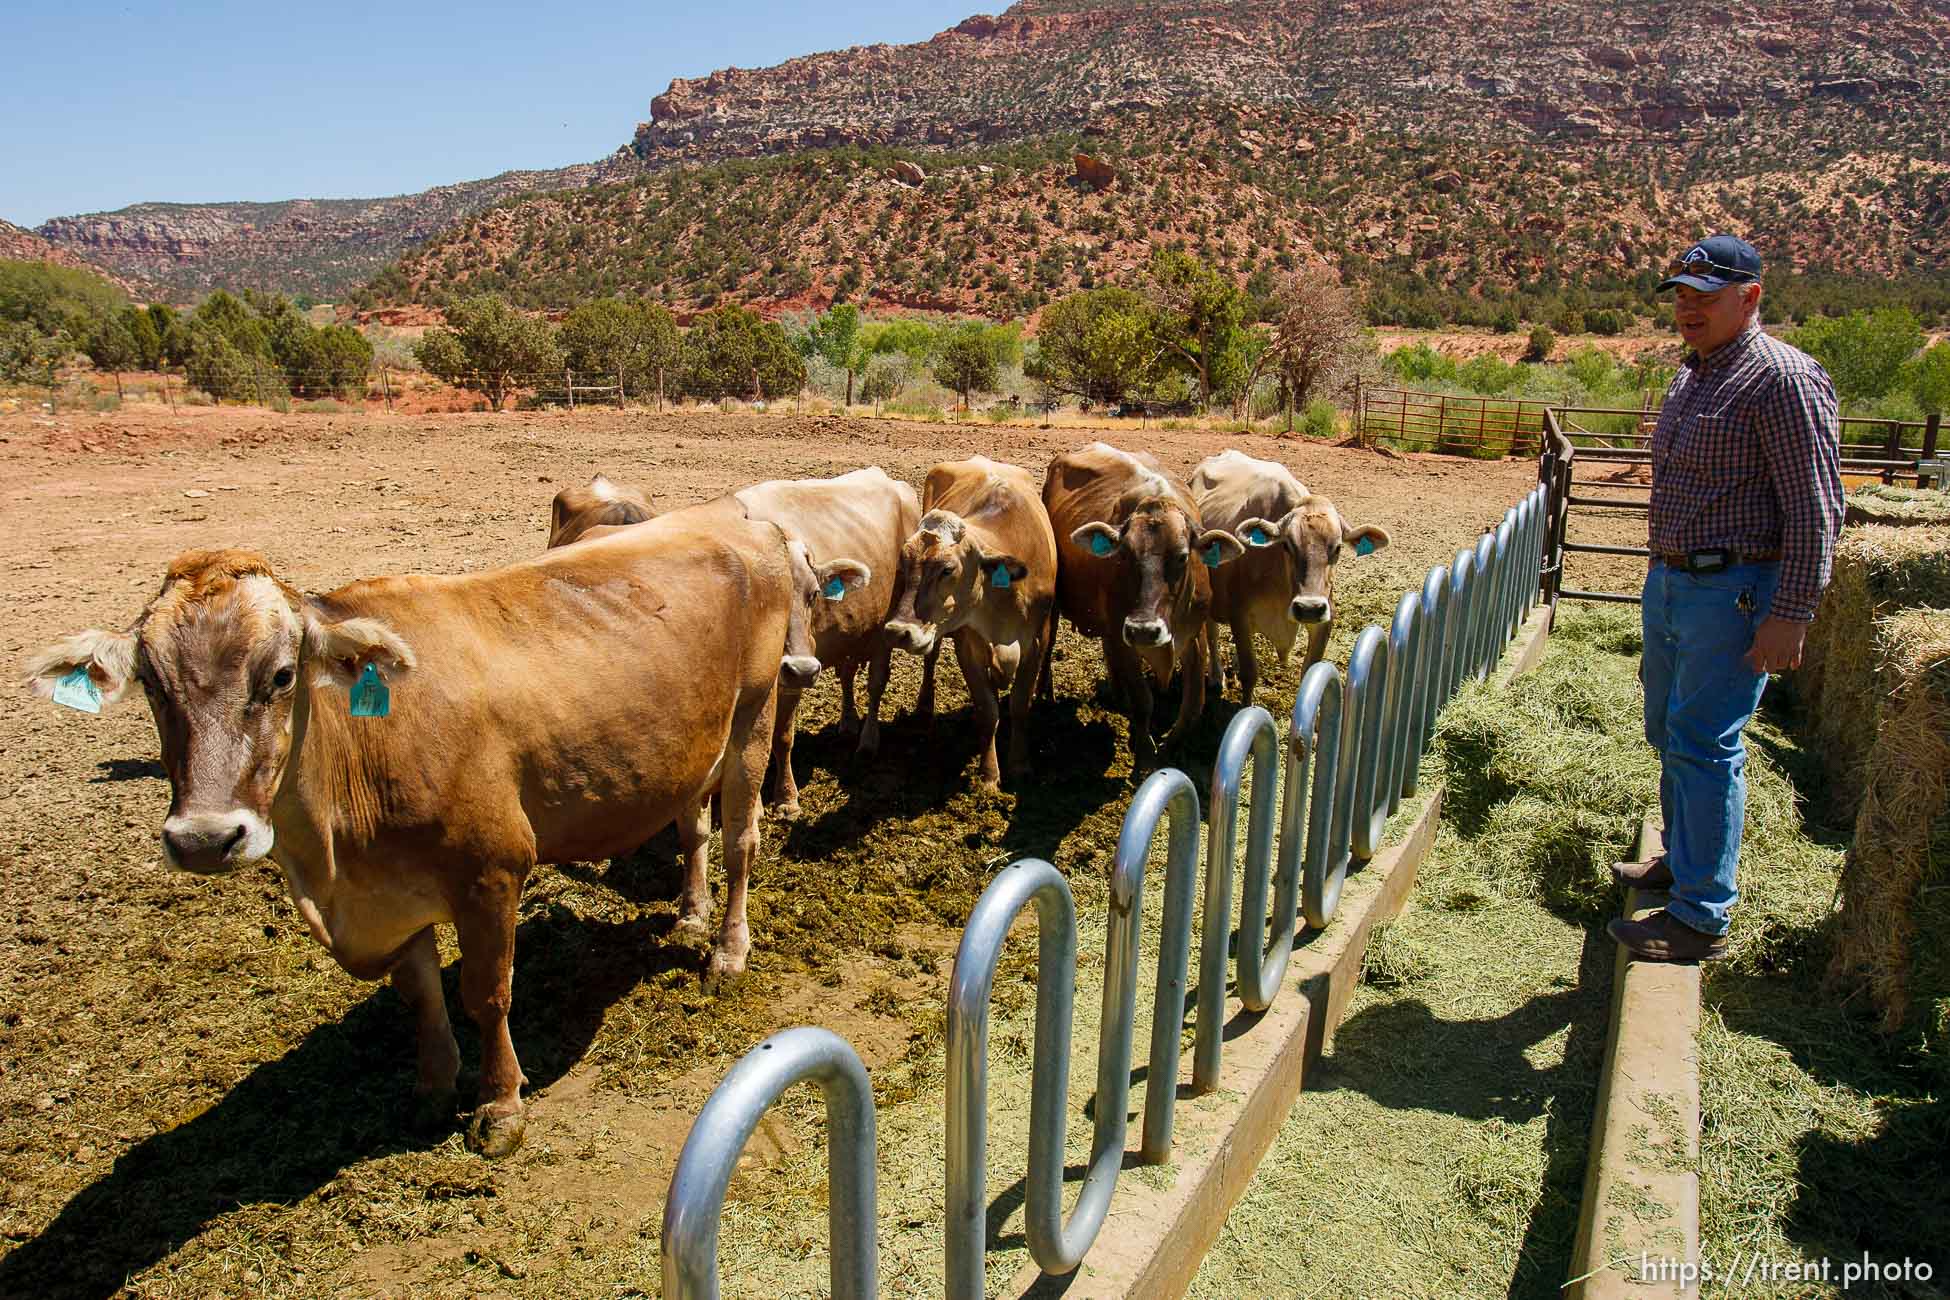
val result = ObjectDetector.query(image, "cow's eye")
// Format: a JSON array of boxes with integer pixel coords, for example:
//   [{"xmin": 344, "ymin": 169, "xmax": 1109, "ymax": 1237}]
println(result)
[{"xmin": 271, "ymin": 666, "xmax": 296, "ymax": 692}]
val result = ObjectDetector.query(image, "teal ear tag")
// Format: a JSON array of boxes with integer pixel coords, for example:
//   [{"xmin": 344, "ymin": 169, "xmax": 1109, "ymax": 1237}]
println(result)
[
  {"xmin": 348, "ymin": 662, "xmax": 390, "ymax": 718},
  {"xmin": 822, "ymin": 576, "xmax": 847, "ymax": 600},
  {"xmin": 1089, "ymin": 533, "xmax": 1113, "ymax": 556},
  {"xmin": 991, "ymin": 565, "xmax": 1011, "ymax": 589},
  {"xmin": 1247, "ymin": 526, "xmax": 1268, "ymax": 546},
  {"xmin": 1355, "ymin": 537, "xmax": 1376, "ymax": 557},
  {"xmin": 52, "ymin": 666, "xmax": 103, "ymax": 714},
  {"xmin": 1203, "ymin": 542, "xmax": 1223, "ymax": 568}
]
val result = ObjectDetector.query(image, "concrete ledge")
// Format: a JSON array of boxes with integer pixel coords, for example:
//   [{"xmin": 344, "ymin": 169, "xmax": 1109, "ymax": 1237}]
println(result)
[
  {"xmin": 1006, "ymin": 603, "xmax": 1556, "ymax": 1298},
  {"xmin": 1566, "ymin": 819, "xmax": 1702, "ymax": 1299}
]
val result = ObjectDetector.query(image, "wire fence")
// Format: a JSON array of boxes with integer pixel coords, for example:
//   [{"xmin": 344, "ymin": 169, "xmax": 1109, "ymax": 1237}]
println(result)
[{"xmin": 659, "ymin": 476, "xmax": 1554, "ymax": 1298}]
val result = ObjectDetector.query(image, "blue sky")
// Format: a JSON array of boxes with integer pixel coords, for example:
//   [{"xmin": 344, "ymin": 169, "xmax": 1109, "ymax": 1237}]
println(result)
[{"xmin": 0, "ymin": 0, "xmax": 982, "ymax": 227}]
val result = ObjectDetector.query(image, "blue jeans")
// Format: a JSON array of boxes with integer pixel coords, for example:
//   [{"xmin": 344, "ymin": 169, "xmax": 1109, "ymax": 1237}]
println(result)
[{"xmin": 1639, "ymin": 560, "xmax": 1778, "ymax": 936}]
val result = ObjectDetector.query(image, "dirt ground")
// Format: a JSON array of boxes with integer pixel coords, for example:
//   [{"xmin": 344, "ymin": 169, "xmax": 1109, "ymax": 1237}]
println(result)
[{"xmin": 0, "ymin": 399, "xmax": 1589, "ymax": 1297}]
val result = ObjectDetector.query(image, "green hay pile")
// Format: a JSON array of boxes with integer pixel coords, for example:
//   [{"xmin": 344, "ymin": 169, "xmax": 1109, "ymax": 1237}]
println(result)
[
  {"xmin": 1796, "ymin": 525, "xmax": 1950, "ymax": 816},
  {"xmin": 1825, "ymin": 609, "xmax": 1950, "ymax": 1049},
  {"xmin": 1844, "ymin": 482, "xmax": 1950, "ymax": 529}
]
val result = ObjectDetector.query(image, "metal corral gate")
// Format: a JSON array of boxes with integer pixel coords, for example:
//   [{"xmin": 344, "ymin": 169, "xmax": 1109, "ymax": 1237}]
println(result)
[{"xmin": 661, "ymin": 479, "xmax": 1556, "ymax": 1299}]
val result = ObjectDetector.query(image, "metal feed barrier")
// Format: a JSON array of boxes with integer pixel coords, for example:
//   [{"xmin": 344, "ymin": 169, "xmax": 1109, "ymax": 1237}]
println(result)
[{"xmin": 661, "ymin": 479, "xmax": 1553, "ymax": 1299}]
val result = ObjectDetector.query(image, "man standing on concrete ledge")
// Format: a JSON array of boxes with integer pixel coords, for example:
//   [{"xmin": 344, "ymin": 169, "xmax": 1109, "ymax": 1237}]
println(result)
[{"xmin": 1609, "ymin": 234, "xmax": 1843, "ymax": 962}]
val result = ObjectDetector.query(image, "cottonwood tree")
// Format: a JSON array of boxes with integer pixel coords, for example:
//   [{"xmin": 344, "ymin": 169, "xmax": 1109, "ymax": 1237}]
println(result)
[
  {"xmin": 414, "ymin": 294, "xmax": 562, "ymax": 411},
  {"xmin": 932, "ymin": 320, "xmax": 1020, "ymax": 408}
]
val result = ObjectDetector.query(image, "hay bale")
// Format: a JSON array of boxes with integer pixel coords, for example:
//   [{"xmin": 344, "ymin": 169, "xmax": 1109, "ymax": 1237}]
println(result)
[
  {"xmin": 1825, "ymin": 608, "xmax": 1950, "ymax": 1034},
  {"xmin": 1796, "ymin": 526, "xmax": 1950, "ymax": 813}
]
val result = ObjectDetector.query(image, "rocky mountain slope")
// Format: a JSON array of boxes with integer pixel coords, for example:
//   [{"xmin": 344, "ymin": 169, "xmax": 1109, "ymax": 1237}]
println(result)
[
  {"xmin": 632, "ymin": 0, "xmax": 1950, "ymax": 175},
  {"xmin": 31, "ymin": 0, "xmax": 1950, "ymax": 308},
  {"xmin": 1, "ymin": 220, "xmax": 140, "ymax": 295},
  {"xmin": 32, "ymin": 159, "xmax": 633, "ymax": 302}
]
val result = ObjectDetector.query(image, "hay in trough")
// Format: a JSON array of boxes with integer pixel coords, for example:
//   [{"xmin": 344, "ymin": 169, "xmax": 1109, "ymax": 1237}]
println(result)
[
  {"xmin": 1844, "ymin": 482, "xmax": 1950, "ymax": 529},
  {"xmin": 1825, "ymin": 608, "xmax": 1950, "ymax": 1038},
  {"xmin": 1796, "ymin": 525, "xmax": 1950, "ymax": 816}
]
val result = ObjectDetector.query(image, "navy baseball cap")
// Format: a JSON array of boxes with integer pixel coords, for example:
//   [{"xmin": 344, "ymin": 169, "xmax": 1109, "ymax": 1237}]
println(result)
[{"xmin": 1659, "ymin": 235, "xmax": 1762, "ymax": 292}]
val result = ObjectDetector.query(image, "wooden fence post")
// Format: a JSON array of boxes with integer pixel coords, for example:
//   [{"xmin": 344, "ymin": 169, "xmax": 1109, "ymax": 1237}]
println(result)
[
  {"xmin": 618, "ymin": 367, "xmax": 626, "ymax": 410},
  {"xmin": 566, "ymin": 368, "xmax": 575, "ymax": 412},
  {"xmin": 380, "ymin": 365, "xmax": 394, "ymax": 414},
  {"xmin": 1921, "ymin": 412, "xmax": 1941, "ymax": 488}
]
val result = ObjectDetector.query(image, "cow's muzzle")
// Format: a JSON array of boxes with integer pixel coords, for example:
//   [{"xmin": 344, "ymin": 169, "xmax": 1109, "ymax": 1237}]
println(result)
[
  {"xmin": 1290, "ymin": 596, "xmax": 1331, "ymax": 624},
  {"xmin": 779, "ymin": 655, "xmax": 822, "ymax": 690},
  {"xmin": 885, "ymin": 620, "xmax": 938, "ymax": 655},
  {"xmin": 161, "ymin": 810, "xmax": 273, "ymax": 875},
  {"xmin": 1122, "ymin": 617, "xmax": 1171, "ymax": 648}
]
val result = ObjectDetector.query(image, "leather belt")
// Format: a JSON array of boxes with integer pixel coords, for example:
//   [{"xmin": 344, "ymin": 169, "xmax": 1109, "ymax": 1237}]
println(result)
[{"xmin": 1654, "ymin": 548, "xmax": 1781, "ymax": 573}]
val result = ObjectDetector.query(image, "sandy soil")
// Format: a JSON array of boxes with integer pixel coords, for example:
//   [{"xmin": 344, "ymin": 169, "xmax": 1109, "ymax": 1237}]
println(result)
[{"xmin": 0, "ymin": 399, "xmax": 1584, "ymax": 1297}]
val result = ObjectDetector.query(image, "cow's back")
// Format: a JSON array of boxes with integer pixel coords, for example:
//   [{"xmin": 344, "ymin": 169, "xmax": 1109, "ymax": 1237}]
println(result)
[
  {"xmin": 735, "ymin": 468, "xmax": 917, "ymax": 667},
  {"xmin": 1189, "ymin": 450, "xmax": 1307, "ymax": 532},
  {"xmin": 309, "ymin": 504, "xmax": 791, "ymax": 866}
]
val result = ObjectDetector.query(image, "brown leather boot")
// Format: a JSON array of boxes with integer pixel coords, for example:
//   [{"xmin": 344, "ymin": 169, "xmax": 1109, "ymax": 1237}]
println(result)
[
  {"xmin": 1611, "ymin": 853, "xmax": 1674, "ymax": 890},
  {"xmin": 1606, "ymin": 908, "xmax": 1728, "ymax": 962}
]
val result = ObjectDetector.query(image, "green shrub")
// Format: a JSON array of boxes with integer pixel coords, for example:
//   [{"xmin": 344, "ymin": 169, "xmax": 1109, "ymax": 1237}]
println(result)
[
  {"xmin": 1523, "ymin": 326, "xmax": 1555, "ymax": 362},
  {"xmin": 1299, "ymin": 397, "xmax": 1338, "ymax": 439}
]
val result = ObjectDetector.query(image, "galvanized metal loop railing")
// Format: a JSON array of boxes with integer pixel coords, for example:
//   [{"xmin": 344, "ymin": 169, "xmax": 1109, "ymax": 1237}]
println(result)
[
  {"xmin": 1204, "ymin": 705, "xmax": 1284, "ymax": 1044},
  {"xmin": 662, "ymin": 468, "xmax": 1566, "ymax": 1298},
  {"xmin": 1291, "ymin": 659, "xmax": 1348, "ymax": 928},
  {"xmin": 662, "ymin": 1026, "xmax": 878, "ymax": 1300},
  {"xmin": 942, "ymin": 857, "xmax": 1079, "ymax": 1296}
]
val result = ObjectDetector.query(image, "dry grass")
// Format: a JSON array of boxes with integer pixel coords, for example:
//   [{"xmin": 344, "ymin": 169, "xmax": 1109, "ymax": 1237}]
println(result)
[{"xmin": 1845, "ymin": 482, "xmax": 1950, "ymax": 528}]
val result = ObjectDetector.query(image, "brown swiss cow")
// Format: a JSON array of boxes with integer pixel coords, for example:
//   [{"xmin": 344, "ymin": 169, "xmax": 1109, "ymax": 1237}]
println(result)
[
  {"xmin": 23, "ymin": 514, "xmax": 803, "ymax": 1159},
  {"xmin": 884, "ymin": 456, "xmax": 1057, "ymax": 787},
  {"xmin": 1189, "ymin": 449, "xmax": 1391, "ymax": 704},
  {"xmin": 1041, "ymin": 442, "xmax": 1242, "ymax": 769}
]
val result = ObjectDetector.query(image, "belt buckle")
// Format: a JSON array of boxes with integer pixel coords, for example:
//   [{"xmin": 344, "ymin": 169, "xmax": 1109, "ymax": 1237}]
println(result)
[{"xmin": 1688, "ymin": 547, "xmax": 1731, "ymax": 574}]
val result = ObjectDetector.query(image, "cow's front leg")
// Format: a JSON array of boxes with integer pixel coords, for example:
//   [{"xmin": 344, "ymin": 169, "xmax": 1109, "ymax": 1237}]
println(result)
[
  {"xmin": 675, "ymin": 796, "xmax": 714, "ymax": 938},
  {"xmin": 707, "ymin": 686, "xmax": 774, "ymax": 991},
  {"xmin": 1006, "ymin": 611, "xmax": 1050, "ymax": 778},
  {"xmin": 1303, "ymin": 619, "xmax": 1333, "ymax": 673},
  {"xmin": 1109, "ymin": 641, "xmax": 1157, "ymax": 771},
  {"xmin": 457, "ymin": 866, "xmax": 529, "ymax": 1159},
  {"xmin": 914, "ymin": 640, "xmax": 940, "ymax": 725},
  {"xmin": 1203, "ymin": 619, "xmax": 1226, "ymax": 695},
  {"xmin": 952, "ymin": 630, "xmax": 1004, "ymax": 789},
  {"xmin": 838, "ymin": 662, "xmax": 862, "ymax": 738},
  {"xmin": 768, "ymin": 687, "xmax": 805, "ymax": 818},
  {"xmin": 1163, "ymin": 634, "xmax": 1208, "ymax": 752},
  {"xmin": 392, "ymin": 924, "xmax": 460, "ymax": 1130},
  {"xmin": 1037, "ymin": 608, "xmax": 1059, "ymax": 702},
  {"xmin": 859, "ymin": 640, "xmax": 891, "ymax": 756},
  {"xmin": 1232, "ymin": 614, "xmax": 1261, "ymax": 705}
]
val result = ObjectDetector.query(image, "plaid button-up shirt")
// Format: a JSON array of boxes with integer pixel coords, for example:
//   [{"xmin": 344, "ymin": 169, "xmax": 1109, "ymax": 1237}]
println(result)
[{"xmin": 1648, "ymin": 322, "xmax": 1844, "ymax": 622}]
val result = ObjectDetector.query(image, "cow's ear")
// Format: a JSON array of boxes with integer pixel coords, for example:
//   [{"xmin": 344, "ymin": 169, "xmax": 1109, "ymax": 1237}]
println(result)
[
  {"xmin": 1342, "ymin": 523, "xmax": 1391, "ymax": 558},
  {"xmin": 816, "ymin": 558, "xmax": 872, "ymax": 601},
  {"xmin": 1195, "ymin": 529, "xmax": 1246, "ymax": 569},
  {"xmin": 975, "ymin": 549, "xmax": 1029, "ymax": 589},
  {"xmin": 22, "ymin": 629, "xmax": 137, "ymax": 712},
  {"xmin": 304, "ymin": 613, "xmax": 417, "ymax": 690},
  {"xmin": 1235, "ymin": 516, "xmax": 1283, "ymax": 548},
  {"xmin": 1071, "ymin": 522, "xmax": 1120, "ymax": 557}
]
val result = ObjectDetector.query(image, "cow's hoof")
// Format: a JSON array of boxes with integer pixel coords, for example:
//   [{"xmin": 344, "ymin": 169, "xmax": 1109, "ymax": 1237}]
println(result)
[
  {"xmin": 413, "ymin": 1088, "xmax": 459, "ymax": 1134},
  {"xmin": 770, "ymin": 799, "xmax": 801, "ymax": 821},
  {"xmin": 702, "ymin": 951, "xmax": 749, "ymax": 995},
  {"xmin": 465, "ymin": 1105, "xmax": 526, "ymax": 1160},
  {"xmin": 855, "ymin": 729, "xmax": 880, "ymax": 758},
  {"xmin": 674, "ymin": 912, "xmax": 713, "ymax": 942}
]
